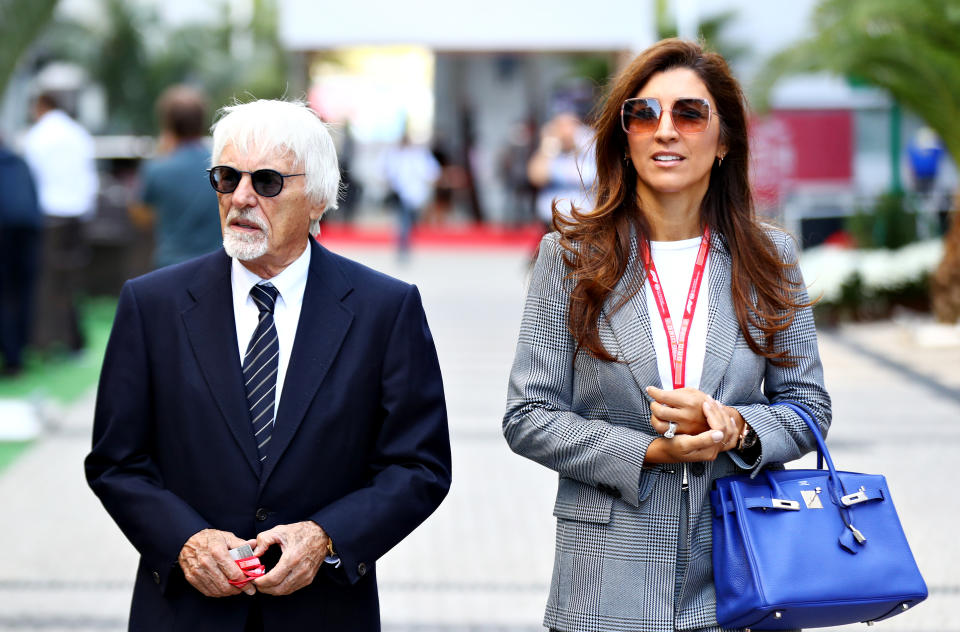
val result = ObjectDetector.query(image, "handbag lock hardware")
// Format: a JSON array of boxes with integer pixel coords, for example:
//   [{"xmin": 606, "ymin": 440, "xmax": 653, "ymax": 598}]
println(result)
[
  {"xmin": 840, "ymin": 486, "xmax": 869, "ymax": 507},
  {"xmin": 771, "ymin": 498, "xmax": 800, "ymax": 510}
]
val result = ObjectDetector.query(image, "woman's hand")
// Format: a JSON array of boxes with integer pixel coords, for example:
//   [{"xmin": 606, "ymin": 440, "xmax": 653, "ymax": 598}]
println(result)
[
  {"xmin": 645, "ymin": 397, "xmax": 741, "ymax": 464},
  {"xmin": 647, "ymin": 386, "xmax": 712, "ymax": 437},
  {"xmin": 646, "ymin": 386, "xmax": 743, "ymax": 455}
]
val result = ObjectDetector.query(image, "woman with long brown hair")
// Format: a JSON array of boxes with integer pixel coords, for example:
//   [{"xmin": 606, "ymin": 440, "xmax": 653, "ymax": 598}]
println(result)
[{"xmin": 503, "ymin": 39, "xmax": 830, "ymax": 632}]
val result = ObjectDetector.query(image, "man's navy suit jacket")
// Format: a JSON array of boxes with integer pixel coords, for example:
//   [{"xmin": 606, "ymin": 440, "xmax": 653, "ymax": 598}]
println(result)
[{"xmin": 85, "ymin": 239, "xmax": 452, "ymax": 630}]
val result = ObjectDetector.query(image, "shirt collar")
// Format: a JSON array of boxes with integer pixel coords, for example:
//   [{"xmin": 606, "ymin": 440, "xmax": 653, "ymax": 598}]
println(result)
[{"xmin": 231, "ymin": 241, "xmax": 312, "ymax": 308}]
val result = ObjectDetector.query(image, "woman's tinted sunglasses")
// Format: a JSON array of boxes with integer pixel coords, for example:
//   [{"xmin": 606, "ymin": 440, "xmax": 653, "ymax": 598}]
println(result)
[
  {"xmin": 621, "ymin": 97, "xmax": 717, "ymax": 136},
  {"xmin": 207, "ymin": 165, "xmax": 305, "ymax": 197}
]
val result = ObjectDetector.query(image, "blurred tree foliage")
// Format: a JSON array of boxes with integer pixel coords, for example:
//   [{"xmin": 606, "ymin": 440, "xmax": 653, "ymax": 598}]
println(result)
[
  {"xmin": 0, "ymin": 0, "xmax": 60, "ymax": 102},
  {"xmin": 33, "ymin": 0, "xmax": 289, "ymax": 134},
  {"xmin": 654, "ymin": 0, "xmax": 751, "ymax": 65},
  {"xmin": 752, "ymin": 0, "xmax": 960, "ymax": 323},
  {"xmin": 752, "ymin": 0, "xmax": 959, "ymax": 164},
  {"xmin": 846, "ymin": 192, "xmax": 917, "ymax": 250}
]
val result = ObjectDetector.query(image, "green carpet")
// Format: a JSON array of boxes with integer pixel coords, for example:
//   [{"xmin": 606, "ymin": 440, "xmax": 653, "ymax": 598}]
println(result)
[
  {"xmin": 0, "ymin": 441, "xmax": 32, "ymax": 471},
  {"xmin": 0, "ymin": 297, "xmax": 115, "ymax": 402},
  {"xmin": 0, "ymin": 297, "xmax": 117, "ymax": 472}
]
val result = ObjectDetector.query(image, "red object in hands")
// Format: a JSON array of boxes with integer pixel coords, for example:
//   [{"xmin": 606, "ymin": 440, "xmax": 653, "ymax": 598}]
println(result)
[{"xmin": 228, "ymin": 555, "xmax": 265, "ymax": 587}]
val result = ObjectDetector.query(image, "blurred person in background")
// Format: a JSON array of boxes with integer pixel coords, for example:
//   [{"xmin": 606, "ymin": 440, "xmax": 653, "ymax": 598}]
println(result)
[
  {"xmin": 23, "ymin": 91, "xmax": 99, "ymax": 353},
  {"xmin": 500, "ymin": 118, "xmax": 539, "ymax": 225},
  {"xmin": 907, "ymin": 126, "xmax": 944, "ymax": 196},
  {"xmin": 503, "ymin": 39, "xmax": 830, "ymax": 632},
  {"xmin": 421, "ymin": 135, "xmax": 465, "ymax": 226},
  {"xmin": 383, "ymin": 132, "xmax": 441, "ymax": 259},
  {"xmin": 130, "ymin": 85, "xmax": 222, "ymax": 268},
  {"xmin": 86, "ymin": 99, "xmax": 451, "ymax": 631},
  {"xmin": 0, "ymin": 138, "xmax": 42, "ymax": 376},
  {"xmin": 526, "ymin": 111, "xmax": 596, "ymax": 231}
]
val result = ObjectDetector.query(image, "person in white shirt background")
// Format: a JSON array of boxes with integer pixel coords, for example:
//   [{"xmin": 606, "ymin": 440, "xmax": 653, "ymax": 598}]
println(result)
[
  {"xmin": 382, "ymin": 132, "xmax": 440, "ymax": 260},
  {"xmin": 23, "ymin": 91, "xmax": 99, "ymax": 354}
]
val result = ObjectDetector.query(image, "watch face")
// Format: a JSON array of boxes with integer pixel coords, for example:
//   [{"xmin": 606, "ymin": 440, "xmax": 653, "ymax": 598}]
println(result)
[{"xmin": 742, "ymin": 428, "xmax": 758, "ymax": 449}]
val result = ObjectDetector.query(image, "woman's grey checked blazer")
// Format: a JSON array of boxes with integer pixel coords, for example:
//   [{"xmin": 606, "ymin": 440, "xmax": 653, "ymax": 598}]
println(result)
[{"xmin": 503, "ymin": 228, "xmax": 831, "ymax": 632}]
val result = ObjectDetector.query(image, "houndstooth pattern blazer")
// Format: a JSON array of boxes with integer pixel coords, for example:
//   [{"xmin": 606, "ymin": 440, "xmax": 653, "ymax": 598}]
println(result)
[{"xmin": 503, "ymin": 228, "xmax": 831, "ymax": 632}]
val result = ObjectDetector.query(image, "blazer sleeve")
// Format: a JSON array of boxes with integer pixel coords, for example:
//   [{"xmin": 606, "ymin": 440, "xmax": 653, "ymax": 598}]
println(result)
[
  {"xmin": 309, "ymin": 284, "xmax": 451, "ymax": 585},
  {"xmin": 503, "ymin": 234, "xmax": 656, "ymax": 507},
  {"xmin": 729, "ymin": 231, "xmax": 832, "ymax": 474},
  {"xmin": 85, "ymin": 282, "xmax": 211, "ymax": 592}
]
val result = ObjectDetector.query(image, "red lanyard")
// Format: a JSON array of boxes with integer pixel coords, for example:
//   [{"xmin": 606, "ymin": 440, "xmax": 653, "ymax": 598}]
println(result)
[{"xmin": 642, "ymin": 228, "xmax": 710, "ymax": 390}]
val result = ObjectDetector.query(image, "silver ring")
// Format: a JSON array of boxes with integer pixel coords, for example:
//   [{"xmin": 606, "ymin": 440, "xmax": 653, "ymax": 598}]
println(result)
[{"xmin": 663, "ymin": 422, "xmax": 678, "ymax": 439}]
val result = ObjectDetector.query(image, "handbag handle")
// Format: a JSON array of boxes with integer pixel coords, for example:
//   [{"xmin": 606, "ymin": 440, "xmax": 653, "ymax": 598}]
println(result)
[
  {"xmin": 771, "ymin": 400, "xmax": 832, "ymax": 472},
  {"xmin": 771, "ymin": 400, "xmax": 871, "ymax": 551},
  {"xmin": 770, "ymin": 401, "xmax": 844, "ymax": 502}
]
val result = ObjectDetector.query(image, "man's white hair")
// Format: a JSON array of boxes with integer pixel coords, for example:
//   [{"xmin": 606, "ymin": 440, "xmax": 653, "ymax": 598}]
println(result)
[{"xmin": 211, "ymin": 99, "xmax": 340, "ymax": 235}]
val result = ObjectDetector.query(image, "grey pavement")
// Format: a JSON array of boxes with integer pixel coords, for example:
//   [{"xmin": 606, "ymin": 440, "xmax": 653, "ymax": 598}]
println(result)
[{"xmin": 0, "ymin": 245, "xmax": 958, "ymax": 631}]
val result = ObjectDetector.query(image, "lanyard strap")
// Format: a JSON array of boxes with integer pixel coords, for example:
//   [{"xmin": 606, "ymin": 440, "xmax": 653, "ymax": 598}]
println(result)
[{"xmin": 642, "ymin": 228, "xmax": 710, "ymax": 389}]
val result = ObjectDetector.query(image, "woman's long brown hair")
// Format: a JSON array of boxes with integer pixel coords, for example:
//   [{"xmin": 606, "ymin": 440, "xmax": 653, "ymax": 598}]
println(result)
[{"xmin": 555, "ymin": 39, "xmax": 807, "ymax": 364}]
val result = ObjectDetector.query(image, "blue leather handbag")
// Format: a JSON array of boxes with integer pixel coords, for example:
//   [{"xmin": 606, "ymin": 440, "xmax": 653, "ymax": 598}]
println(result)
[{"xmin": 710, "ymin": 401, "xmax": 927, "ymax": 629}]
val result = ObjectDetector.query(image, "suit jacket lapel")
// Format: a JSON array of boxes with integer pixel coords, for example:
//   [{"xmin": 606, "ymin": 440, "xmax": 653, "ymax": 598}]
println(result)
[
  {"xmin": 260, "ymin": 240, "xmax": 354, "ymax": 486},
  {"xmin": 699, "ymin": 232, "xmax": 738, "ymax": 398},
  {"xmin": 606, "ymin": 234, "xmax": 662, "ymax": 402},
  {"xmin": 181, "ymin": 251, "xmax": 262, "ymax": 478}
]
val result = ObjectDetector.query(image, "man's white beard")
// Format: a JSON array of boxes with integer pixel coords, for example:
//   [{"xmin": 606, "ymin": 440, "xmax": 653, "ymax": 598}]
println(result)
[{"xmin": 223, "ymin": 208, "xmax": 270, "ymax": 260}]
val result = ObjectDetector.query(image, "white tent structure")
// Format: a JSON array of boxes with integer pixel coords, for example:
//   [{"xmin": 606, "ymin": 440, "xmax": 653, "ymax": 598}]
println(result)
[{"xmin": 279, "ymin": 0, "xmax": 656, "ymax": 53}]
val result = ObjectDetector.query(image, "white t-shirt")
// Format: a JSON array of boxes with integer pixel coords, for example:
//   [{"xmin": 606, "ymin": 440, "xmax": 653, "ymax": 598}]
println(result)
[{"xmin": 644, "ymin": 236, "xmax": 710, "ymax": 391}]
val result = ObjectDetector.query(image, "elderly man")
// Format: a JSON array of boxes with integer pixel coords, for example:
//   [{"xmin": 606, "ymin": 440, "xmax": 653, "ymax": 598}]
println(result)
[{"xmin": 86, "ymin": 99, "xmax": 451, "ymax": 631}]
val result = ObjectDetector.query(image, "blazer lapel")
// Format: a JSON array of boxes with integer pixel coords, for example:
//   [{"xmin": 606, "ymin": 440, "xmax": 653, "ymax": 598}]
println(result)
[
  {"xmin": 606, "ymin": 235, "xmax": 663, "ymax": 402},
  {"xmin": 181, "ymin": 252, "xmax": 262, "ymax": 478},
  {"xmin": 699, "ymin": 232, "xmax": 738, "ymax": 398},
  {"xmin": 259, "ymin": 241, "xmax": 354, "ymax": 486}
]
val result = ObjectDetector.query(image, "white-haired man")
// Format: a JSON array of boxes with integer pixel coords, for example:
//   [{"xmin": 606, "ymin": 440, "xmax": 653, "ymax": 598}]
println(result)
[{"xmin": 86, "ymin": 100, "xmax": 451, "ymax": 631}]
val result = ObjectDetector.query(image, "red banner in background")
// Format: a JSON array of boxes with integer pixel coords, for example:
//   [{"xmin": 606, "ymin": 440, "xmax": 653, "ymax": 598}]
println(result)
[{"xmin": 750, "ymin": 110, "xmax": 853, "ymax": 208}]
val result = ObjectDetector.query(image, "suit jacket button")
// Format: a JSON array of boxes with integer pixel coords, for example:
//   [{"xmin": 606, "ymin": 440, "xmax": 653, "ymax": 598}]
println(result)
[
  {"xmin": 357, "ymin": 562, "xmax": 367, "ymax": 576},
  {"xmin": 691, "ymin": 463, "xmax": 706, "ymax": 476},
  {"xmin": 152, "ymin": 571, "xmax": 160, "ymax": 585},
  {"xmin": 255, "ymin": 508, "xmax": 269, "ymax": 521}
]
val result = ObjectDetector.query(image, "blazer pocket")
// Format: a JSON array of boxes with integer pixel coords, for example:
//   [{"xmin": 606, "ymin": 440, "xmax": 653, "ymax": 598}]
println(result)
[{"xmin": 552, "ymin": 477, "xmax": 613, "ymax": 524}]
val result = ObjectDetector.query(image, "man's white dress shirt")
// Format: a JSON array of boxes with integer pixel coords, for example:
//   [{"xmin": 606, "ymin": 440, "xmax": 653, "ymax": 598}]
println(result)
[{"xmin": 231, "ymin": 243, "xmax": 311, "ymax": 407}]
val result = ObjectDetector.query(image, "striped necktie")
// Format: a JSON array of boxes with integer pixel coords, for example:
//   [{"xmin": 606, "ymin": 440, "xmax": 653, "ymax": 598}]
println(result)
[{"xmin": 243, "ymin": 283, "xmax": 280, "ymax": 464}]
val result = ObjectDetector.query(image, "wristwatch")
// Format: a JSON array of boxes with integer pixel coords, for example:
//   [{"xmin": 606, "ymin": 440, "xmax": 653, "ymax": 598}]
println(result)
[{"xmin": 737, "ymin": 423, "xmax": 758, "ymax": 451}]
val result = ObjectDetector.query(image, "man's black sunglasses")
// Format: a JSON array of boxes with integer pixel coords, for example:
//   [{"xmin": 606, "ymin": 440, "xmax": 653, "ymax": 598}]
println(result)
[{"xmin": 207, "ymin": 165, "xmax": 305, "ymax": 197}]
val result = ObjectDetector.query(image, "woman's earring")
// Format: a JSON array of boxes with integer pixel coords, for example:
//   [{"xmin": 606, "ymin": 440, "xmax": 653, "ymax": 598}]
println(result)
[
  {"xmin": 717, "ymin": 154, "xmax": 725, "ymax": 166},
  {"xmin": 624, "ymin": 152, "xmax": 631, "ymax": 162}
]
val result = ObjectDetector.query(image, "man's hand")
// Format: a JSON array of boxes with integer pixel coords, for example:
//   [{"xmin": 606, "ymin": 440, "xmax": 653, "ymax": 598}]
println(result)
[
  {"xmin": 178, "ymin": 529, "xmax": 254, "ymax": 597},
  {"xmin": 252, "ymin": 521, "xmax": 329, "ymax": 596}
]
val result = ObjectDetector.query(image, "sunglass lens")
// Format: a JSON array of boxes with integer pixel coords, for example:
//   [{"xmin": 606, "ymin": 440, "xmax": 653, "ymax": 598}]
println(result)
[
  {"xmin": 210, "ymin": 166, "xmax": 240, "ymax": 193},
  {"xmin": 252, "ymin": 170, "xmax": 284, "ymax": 197},
  {"xmin": 672, "ymin": 99, "xmax": 710, "ymax": 133},
  {"xmin": 623, "ymin": 99, "xmax": 660, "ymax": 135}
]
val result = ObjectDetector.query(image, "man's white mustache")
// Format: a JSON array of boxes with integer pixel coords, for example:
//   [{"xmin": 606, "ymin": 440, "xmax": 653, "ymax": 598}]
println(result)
[{"xmin": 226, "ymin": 208, "xmax": 268, "ymax": 232}]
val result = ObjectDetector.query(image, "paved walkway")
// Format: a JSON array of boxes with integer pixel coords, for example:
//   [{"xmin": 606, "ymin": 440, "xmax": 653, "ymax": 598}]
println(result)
[{"xmin": 1, "ymin": 246, "xmax": 957, "ymax": 631}]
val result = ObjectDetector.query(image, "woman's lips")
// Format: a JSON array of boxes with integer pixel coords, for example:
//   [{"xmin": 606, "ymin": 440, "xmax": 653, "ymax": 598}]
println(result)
[{"xmin": 652, "ymin": 153, "xmax": 684, "ymax": 166}]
